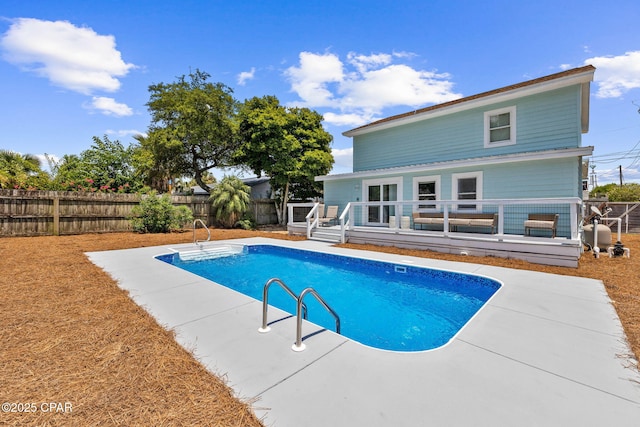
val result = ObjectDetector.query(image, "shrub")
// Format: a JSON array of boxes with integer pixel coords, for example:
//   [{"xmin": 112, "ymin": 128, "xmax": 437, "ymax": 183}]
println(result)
[
  {"xmin": 591, "ymin": 183, "xmax": 640, "ymax": 202},
  {"xmin": 235, "ymin": 214, "xmax": 256, "ymax": 230},
  {"xmin": 209, "ymin": 176, "xmax": 251, "ymax": 228},
  {"xmin": 129, "ymin": 192, "xmax": 194, "ymax": 233},
  {"xmin": 607, "ymin": 183, "xmax": 640, "ymax": 202}
]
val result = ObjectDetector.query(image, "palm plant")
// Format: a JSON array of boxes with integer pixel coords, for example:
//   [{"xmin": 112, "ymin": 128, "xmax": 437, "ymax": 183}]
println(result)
[
  {"xmin": 0, "ymin": 150, "xmax": 43, "ymax": 188},
  {"xmin": 209, "ymin": 176, "xmax": 251, "ymax": 228}
]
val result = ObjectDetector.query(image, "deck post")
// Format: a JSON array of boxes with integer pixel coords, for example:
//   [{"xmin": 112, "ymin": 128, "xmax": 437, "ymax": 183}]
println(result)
[{"xmin": 570, "ymin": 202, "xmax": 578, "ymax": 239}]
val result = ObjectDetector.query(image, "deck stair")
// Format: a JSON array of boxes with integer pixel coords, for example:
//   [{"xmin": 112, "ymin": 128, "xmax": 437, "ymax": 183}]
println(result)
[{"xmin": 309, "ymin": 227, "xmax": 342, "ymax": 243}]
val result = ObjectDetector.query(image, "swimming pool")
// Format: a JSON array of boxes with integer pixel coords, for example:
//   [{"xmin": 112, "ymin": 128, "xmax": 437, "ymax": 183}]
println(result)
[{"xmin": 157, "ymin": 245, "xmax": 501, "ymax": 351}]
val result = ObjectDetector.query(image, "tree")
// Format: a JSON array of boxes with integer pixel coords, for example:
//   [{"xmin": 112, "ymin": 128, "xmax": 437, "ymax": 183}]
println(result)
[
  {"xmin": 591, "ymin": 183, "xmax": 640, "ymax": 201},
  {"xmin": 130, "ymin": 133, "xmax": 184, "ymax": 192},
  {"xmin": 0, "ymin": 150, "xmax": 49, "ymax": 189},
  {"xmin": 49, "ymin": 154, "xmax": 87, "ymax": 189},
  {"xmin": 209, "ymin": 176, "xmax": 250, "ymax": 228},
  {"xmin": 146, "ymin": 70, "xmax": 239, "ymax": 193},
  {"xmin": 235, "ymin": 95, "xmax": 334, "ymax": 224},
  {"xmin": 50, "ymin": 136, "xmax": 142, "ymax": 192}
]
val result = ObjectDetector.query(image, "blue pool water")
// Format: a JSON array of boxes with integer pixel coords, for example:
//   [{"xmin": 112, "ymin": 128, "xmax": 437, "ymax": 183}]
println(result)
[{"xmin": 157, "ymin": 245, "xmax": 501, "ymax": 351}]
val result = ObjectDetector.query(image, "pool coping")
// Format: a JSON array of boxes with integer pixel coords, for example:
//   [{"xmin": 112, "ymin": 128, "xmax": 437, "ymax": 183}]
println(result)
[{"xmin": 87, "ymin": 237, "xmax": 640, "ymax": 426}]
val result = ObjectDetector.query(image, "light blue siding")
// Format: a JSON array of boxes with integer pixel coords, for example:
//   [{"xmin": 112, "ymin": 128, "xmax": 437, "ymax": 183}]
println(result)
[
  {"xmin": 482, "ymin": 158, "xmax": 580, "ymax": 199},
  {"xmin": 353, "ymin": 86, "xmax": 582, "ymax": 172},
  {"xmin": 322, "ymin": 178, "xmax": 361, "ymax": 215},
  {"xmin": 325, "ymin": 157, "xmax": 580, "ymax": 237},
  {"xmin": 327, "ymin": 157, "xmax": 580, "ymax": 205}
]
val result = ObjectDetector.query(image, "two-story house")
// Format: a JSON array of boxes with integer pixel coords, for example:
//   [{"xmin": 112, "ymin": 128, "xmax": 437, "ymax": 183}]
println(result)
[{"xmin": 291, "ymin": 65, "xmax": 596, "ymax": 267}]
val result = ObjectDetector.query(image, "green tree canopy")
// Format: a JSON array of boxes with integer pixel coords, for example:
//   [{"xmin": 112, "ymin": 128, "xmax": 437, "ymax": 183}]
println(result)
[
  {"xmin": 51, "ymin": 136, "xmax": 142, "ymax": 192},
  {"xmin": 0, "ymin": 150, "xmax": 48, "ymax": 189},
  {"xmin": 130, "ymin": 133, "xmax": 184, "ymax": 192},
  {"xmin": 145, "ymin": 70, "xmax": 239, "ymax": 192},
  {"xmin": 235, "ymin": 95, "xmax": 334, "ymax": 223},
  {"xmin": 591, "ymin": 183, "xmax": 640, "ymax": 201}
]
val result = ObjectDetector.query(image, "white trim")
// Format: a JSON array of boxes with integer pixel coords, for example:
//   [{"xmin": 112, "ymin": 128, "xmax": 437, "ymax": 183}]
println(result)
[
  {"xmin": 484, "ymin": 106, "xmax": 516, "ymax": 148},
  {"xmin": 412, "ymin": 175, "xmax": 441, "ymax": 211},
  {"xmin": 317, "ymin": 146, "xmax": 593, "ymax": 181},
  {"xmin": 362, "ymin": 176, "xmax": 403, "ymax": 225},
  {"xmin": 452, "ymin": 171, "xmax": 483, "ymax": 210}
]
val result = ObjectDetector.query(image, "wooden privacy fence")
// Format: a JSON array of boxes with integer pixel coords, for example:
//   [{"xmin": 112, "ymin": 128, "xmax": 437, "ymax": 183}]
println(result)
[{"xmin": 0, "ymin": 190, "xmax": 278, "ymax": 237}]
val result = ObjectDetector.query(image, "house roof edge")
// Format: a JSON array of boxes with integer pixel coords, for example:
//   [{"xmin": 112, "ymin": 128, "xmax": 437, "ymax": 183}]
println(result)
[{"xmin": 343, "ymin": 65, "xmax": 596, "ymax": 138}]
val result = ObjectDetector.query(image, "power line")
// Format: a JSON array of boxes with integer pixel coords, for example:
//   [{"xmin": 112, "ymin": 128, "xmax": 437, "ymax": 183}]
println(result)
[{"xmin": 590, "ymin": 139, "xmax": 640, "ymax": 164}]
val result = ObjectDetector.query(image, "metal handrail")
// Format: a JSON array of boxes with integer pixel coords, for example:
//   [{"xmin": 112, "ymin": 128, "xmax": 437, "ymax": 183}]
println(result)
[
  {"xmin": 292, "ymin": 287, "xmax": 340, "ymax": 352},
  {"xmin": 259, "ymin": 278, "xmax": 307, "ymax": 333},
  {"xmin": 193, "ymin": 219, "xmax": 210, "ymax": 244}
]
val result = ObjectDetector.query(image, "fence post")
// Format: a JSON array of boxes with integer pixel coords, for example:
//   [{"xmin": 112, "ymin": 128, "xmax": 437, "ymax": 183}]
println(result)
[{"xmin": 52, "ymin": 195, "xmax": 60, "ymax": 236}]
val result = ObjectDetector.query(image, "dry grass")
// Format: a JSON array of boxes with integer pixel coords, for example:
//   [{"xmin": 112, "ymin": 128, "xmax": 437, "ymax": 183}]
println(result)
[{"xmin": 0, "ymin": 229, "xmax": 637, "ymax": 426}]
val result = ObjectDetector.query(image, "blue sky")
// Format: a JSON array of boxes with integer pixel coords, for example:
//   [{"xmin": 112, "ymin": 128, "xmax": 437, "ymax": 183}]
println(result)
[{"xmin": 1, "ymin": 0, "xmax": 640, "ymax": 185}]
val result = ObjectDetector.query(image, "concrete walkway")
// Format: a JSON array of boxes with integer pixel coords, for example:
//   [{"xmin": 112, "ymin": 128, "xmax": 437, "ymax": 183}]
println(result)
[{"xmin": 87, "ymin": 238, "xmax": 640, "ymax": 426}]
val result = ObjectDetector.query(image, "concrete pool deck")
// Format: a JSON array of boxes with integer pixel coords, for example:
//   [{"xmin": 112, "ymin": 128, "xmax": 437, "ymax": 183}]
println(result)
[{"xmin": 87, "ymin": 237, "xmax": 640, "ymax": 426}]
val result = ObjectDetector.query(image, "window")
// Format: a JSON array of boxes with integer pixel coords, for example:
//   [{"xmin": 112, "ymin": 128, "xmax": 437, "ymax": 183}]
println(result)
[
  {"xmin": 412, "ymin": 175, "xmax": 440, "ymax": 210},
  {"xmin": 452, "ymin": 172, "xmax": 483, "ymax": 210},
  {"xmin": 484, "ymin": 106, "xmax": 516, "ymax": 147}
]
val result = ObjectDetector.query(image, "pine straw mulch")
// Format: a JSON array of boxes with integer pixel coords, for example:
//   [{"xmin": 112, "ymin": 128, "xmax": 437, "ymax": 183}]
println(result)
[
  {"xmin": 0, "ymin": 229, "xmax": 638, "ymax": 426},
  {"xmin": 0, "ymin": 230, "xmax": 303, "ymax": 427}
]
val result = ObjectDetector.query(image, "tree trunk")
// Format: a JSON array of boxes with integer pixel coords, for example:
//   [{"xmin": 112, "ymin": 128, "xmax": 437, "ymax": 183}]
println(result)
[
  {"xmin": 277, "ymin": 181, "xmax": 290, "ymax": 225},
  {"xmin": 194, "ymin": 169, "xmax": 210, "ymax": 195}
]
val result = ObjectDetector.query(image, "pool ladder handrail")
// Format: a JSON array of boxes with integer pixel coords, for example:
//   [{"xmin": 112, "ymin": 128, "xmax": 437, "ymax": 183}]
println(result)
[
  {"xmin": 193, "ymin": 219, "xmax": 210, "ymax": 244},
  {"xmin": 292, "ymin": 287, "xmax": 340, "ymax": 352},
  {"xmin": 259, "ymin": 278, "xmax": 308, "ymax": 333}
]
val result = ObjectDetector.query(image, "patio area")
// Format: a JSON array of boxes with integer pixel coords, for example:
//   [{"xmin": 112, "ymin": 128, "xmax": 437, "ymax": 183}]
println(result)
[
  {"xmin": 88, "ymin": 237, "xmax": 640, "ymax": 426},
  {"xmin": 288, "ymin": 199, "xmax": 592, "ymax": 267}
]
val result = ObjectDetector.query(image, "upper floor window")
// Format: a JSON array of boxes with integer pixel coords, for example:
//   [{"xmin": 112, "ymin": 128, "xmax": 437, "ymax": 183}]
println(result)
[{"xmin": 484, "ymin": 106, "xmax": 516, "ymax": 148}]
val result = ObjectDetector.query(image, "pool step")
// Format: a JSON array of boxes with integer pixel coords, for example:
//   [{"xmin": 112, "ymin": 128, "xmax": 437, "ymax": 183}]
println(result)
[
  {"xmin": 177, "ymin": 244, "xmax": 244, "ymax": 261},
  {"xmin": 309, "ymin": 228, "xmax": 342, "ymax": 243}
]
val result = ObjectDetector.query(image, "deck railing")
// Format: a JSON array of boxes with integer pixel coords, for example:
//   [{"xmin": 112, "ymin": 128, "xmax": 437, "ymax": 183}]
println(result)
[{"xmin": 292, "ymin": 198, "xmax": 583, "ymax": 242}]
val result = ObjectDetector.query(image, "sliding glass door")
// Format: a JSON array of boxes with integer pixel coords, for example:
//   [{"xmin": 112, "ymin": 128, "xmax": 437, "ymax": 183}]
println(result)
[{"xmin": 363, "ymin": 178, "xmax": 401, "ymax": 225}]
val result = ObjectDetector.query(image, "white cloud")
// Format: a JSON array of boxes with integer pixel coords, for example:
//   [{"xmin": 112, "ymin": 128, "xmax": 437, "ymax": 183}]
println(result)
[
  {"xmin": 284, "ymin": 52, "xmax": 344, "ymax": 107},
  {"xmin": 106, "ymin": 129, "xmax": 147, "ymax": 139},
  {"xmin": 237, "ymin": 67, "xmax": 256, "ymax": 86},
  {"xmin": 342, "ymin": 64, "xmax": 460, "ymax": 110},
  {"xmin": 85, "ymin": 97, "xmax": 133, "ymax": 116},
  {"xmin": 392, "ymin": 51, "xmax": 417, "ymax": 60},
  {"xmin": 1, "ymin": 18, "xmax": 135, "ymax": 94},
  {"xmin": 330, "ymin": 147, "xmax": 353, "ymax": 174},
  {"xmin": 598, "ymin": 165, "xmax": 640, "ymax": 184},
  {"xmin": 323, "ymin": 112, "xmax": 375, "ymax": 127},
  {"xmin": 347, "ymin": 52, "xmax": 392, "ymax": 73},
  {"xmin": 585, "ymin": 51, "xmax": 640, "ymax": 98},
  {"xmin": 284, "ymin": 51, "xmax": 461, "ymax": 123}
]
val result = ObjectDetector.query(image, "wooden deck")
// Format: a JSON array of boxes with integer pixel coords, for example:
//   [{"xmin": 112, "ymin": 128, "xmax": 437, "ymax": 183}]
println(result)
[{"xmin": 288, "ymin": 223, "xmax": 583, "ymax": 268}]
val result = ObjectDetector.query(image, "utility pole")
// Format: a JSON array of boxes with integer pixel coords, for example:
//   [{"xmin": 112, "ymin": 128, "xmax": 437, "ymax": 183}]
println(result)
[{"xmin": 619, "ymin": 165, "xmax": 623, "ymax": 186}]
